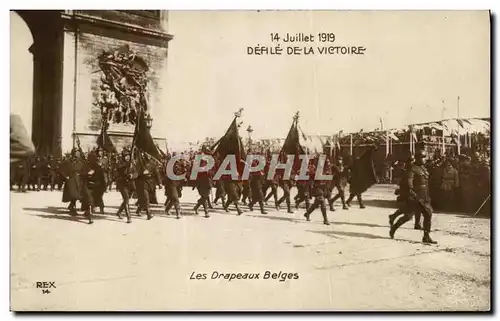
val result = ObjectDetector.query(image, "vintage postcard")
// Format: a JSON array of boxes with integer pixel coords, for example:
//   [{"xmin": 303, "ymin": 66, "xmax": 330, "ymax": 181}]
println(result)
[{"xmin": 10, "ymin": 10, "xmax": 491, "ymax": 311}]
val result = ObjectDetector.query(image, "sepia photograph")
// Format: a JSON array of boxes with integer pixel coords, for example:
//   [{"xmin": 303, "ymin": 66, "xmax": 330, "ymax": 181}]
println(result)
[{"xmin": 9, "ymin": 9, "xmax": 491, "ymax": 311}]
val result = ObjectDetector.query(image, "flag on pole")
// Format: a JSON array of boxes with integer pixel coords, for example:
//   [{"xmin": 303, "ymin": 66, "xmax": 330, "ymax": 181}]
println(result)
[{"xmin": 133, "ymin": 112, "xmax": 163, "ymax": 163}]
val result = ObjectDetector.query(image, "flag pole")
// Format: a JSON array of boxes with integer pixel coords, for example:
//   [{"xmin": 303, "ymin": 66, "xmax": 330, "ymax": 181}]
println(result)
[
  {"xmin": 441, "ymin": 100, "xmax": 445, "ymax": 155},
  {"xmin": 457, "ymin": 96, "xmax": 461, "ymax": 155},
  {"xmin": 350, "ymin": 133, "xmax": 353, "ymax": 156}
]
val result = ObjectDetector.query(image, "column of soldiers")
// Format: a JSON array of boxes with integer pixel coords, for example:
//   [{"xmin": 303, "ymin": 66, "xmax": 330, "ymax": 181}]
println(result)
[{"xmin": 16, "ymin": 145, "xmax": 376, "ymax": 226}]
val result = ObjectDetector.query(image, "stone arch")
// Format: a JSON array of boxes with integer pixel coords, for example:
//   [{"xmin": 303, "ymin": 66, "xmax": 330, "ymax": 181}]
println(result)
[{"xmin": 11, "ymin": 10, "xmax": 64, "ymax": 156}]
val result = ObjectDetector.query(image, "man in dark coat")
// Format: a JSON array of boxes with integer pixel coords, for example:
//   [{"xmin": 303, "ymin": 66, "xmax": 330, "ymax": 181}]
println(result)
[
  {"xmin": 276, "ymin": 172, "xmax": 295, "ymax": 214},
  {"xmin": 193, "ymin": 153, "xmax": 212, "ymax": 218},
  {"xmin": 164, "ymin": 158, "xmax": 185, "ymax": 219},
  {"xmin": 80, "ymin": 152, "xmax": 106, "ymax": 224},
  {"xmin": 62, "ymin": 148, "xmax": 84, "ymax": 215},
  {"xmin": 329, "ymin": 156, "xmax": 349, "ymax": 210},
  {"xmin": 390, "ymin": 150, "xmax": 437, "ymax": 244},
  {"xmin": 135, "ymin": 152, "xmax": 161, "ymax": 220},
  {"xmin": 304, "ymin": 167, "xmax": 330, "ymax": 225},
  {"xmin": 247, "ymin": 159, "xmax": 268, "ymax": 214},
  {"xmin": 116, "ymin": 151, "xmax": 137, "ymax": 223}
]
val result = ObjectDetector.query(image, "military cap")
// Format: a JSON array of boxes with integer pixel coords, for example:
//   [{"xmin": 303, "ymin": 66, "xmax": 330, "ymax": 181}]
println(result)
[{"xmin": 414, "ymin": 150, "xmax": 426, "ymax": 159}]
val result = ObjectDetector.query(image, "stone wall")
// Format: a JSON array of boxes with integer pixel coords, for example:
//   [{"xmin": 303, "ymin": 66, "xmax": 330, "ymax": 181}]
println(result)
[{"xmin": 60, "ymin": 10, "xmax": 172, "ymax": 153}]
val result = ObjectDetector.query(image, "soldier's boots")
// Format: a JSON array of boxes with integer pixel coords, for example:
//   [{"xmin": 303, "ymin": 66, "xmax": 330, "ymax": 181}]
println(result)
[
  {"xmin": 174, "ymin": 204, "xmax": 181, "ymax": 219},
  {"xmin": 203, "ymin": 202, "xmax": 210, "ymax": 218},
  {"xmin": 68, "ymin": 201, "xmax": 78, "ymax": 216},
  {"xmin": 328, "ymin": 199, "xmax": 336, "ymax": 212},
  {"xmin": 389, "ymin": 215, "xmax": 412, "ymax": 239},
  {"xmin": 422, "ymin": 232, "xmax": 437, "ymax": 244},
  {"xmin": 136, "ymin": 207, "xmax": 143, "ymax": 217},
  {"xmin": 286, "ymin": 199, "xmax": 293, "ymax": 214},
  {"xmin": 193, "ymin": 202, "xmax": 200, "ymax": 215},
  {"xmin": 100, "ymin": 206, "xmax": 105, "ymax": 215},
  {"xmin": 117, "ymin": 203, "xmax": 125, "ymax": 219},
  {"xmin": 414, "ymin": 222, "xmax": 423, "ymax": 230},
  {"xmin": 259, "ymin": 201, "xmax": 267, "ymax": 215},
  {"xmin": 125, "ymin": 205, "xmax": 132, "ymax": 224},
  {"xmin": 233, "ymin": 202, "xmax": 243, "ymax": 216},
  {"xmin": 85, "ymin": 207, "xmax": 94, "ymax": 224},
  {"xmin": 321, "ymin": 207, "xmax": 330, "ymax": 225},
  {"xmin": 146, "ymin": 209, "xmax": 153, "ymax": 220}
]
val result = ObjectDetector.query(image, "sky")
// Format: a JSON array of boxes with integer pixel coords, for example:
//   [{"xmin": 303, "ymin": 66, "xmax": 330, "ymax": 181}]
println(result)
[{"xmin": 161, "ymin": 10, "xmax": 490, "ymax": 144}]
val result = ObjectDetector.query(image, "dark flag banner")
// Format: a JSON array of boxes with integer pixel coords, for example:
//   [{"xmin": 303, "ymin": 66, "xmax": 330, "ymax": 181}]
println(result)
[
  {"xmin": 212, "ymin": 117, "xmax": 246, "ymax": 173},
  {"xmin": 133, "ymin": 113, "xmax": 162, "ymax": 163},
  {"xmin": 280, "ymin": 115, "xmax": 305, "ymax": 171},
  {"xmin": 281, "ymin": 122, "xmax": 305, "ymax": 156},
  {"xmin": 96, "ymin": 127, "xmax": 117, "ymax": 154},
  {"xmin": 350, "ymin": 147, "xmax": 378, "ymax": 194}
]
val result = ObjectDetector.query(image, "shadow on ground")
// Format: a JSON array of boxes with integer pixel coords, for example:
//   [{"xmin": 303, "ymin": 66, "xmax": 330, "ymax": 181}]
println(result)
[{"xmin": 308, "ymin": 229, "xmax": 390, "ymax": 240}]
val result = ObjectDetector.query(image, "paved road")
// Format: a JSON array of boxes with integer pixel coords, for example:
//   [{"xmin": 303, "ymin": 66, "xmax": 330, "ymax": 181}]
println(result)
[{"xmin": 10, "ymin": 185, "xmax": 490, "ymax": 311}]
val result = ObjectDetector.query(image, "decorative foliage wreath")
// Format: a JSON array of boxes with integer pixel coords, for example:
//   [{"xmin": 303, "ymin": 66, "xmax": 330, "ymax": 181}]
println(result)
[{"xmin": 94, "ymin": 45, "xmax": 150, "ymax": 126}]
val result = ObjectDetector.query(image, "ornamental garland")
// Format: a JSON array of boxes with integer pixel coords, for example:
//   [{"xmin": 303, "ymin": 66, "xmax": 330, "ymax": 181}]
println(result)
[{"xmin": 94, "ymin": 45, "xmax": 150, "ymax": 125}]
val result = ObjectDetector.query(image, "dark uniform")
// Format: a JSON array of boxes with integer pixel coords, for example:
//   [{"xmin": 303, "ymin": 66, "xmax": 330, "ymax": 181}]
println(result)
[
  {"xmin": 164, "ymin": 158, "xmax": 185, "ymax": 219},
  {"xmin": 44, "ymin": 155, "xmax": 58, "ymax": 191},
  {"xmin": 304, "ymin": 168, "xmax": 330, "ymax": 225},
  {"xmin": 329, "ymin": 157, "xmax": 349, "ymax": 210},
  {"xmin": 62, "ymin": 149, "xmax": 84, "ymax": 215},
  {"xmin": 29, "ymin": 155, "xmax": 43, "ymax": 191},
  {"xmin": 248, "ymin": 162, "xmax": 268, "ymax": 214},
  {"xmin": 116, "ymin": 152, "xmax": 137, "ymax": 223},
  {"xmin": 388, "ymin": 157, "xmax": 421, "ymax": 229},
  {"xmin": 276, "ymin": 172, "xmax": 294, "ymax": 213},
  {"xmin": 80, "ymin": 154, "xmax": 106, "ymax": 224},
  {"xmin": 12, "ymin": 159, "xmax": 29, "ymax": 192},
  {"xmin": 295, "ymin": 164, "xmax": 314, "ymax": 210},
  {"xmin": 193, "ymin": 155, "xmax": 212, "ymax": 218},
  {"xmin": 135, "ymin": 153, "xmax": 161, "ymax": 220},
  {"xmin": 264, "ymin": 166, "xmax": 280, "ymax": 210},
  {"xmin": 221, "ymin": 167, "xmax": 243, "ymax": 215},
  {"xmin": 389, "ymin": 151, "xmax": 437, "ymax": 244},
  {"xmin": 213, "ymin": 157, "xmax": 227, "ymax": 207}
]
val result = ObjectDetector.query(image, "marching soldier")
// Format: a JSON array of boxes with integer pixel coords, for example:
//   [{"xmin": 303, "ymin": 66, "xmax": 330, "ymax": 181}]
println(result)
[
  {"xmin": 213, "ymin": 156, "xmax": 227, "ymax": 207},
  {"xmin": 116, "ymin": 150, "xmax": 137, "ymax": 223},
  {"xmin": 135, "ymin": 152, "xmax": 161, "ymax": 220},
  {"xmin": 29, "ymin": 155, "xmax": 43, "ymax": 191},
  {"xmin": 45, "ymin": 155, "xmax": 58, "ymax": 191},
  {"xmin": 12, "ymin": 159, "xmax": 29, "ymax": 192},
  {"xmin": 193, "ymin": 150, "xmax": 212, "ymax": 218},
  {"xmin": 329, "ymin": 156, "xmax": 349, "ymax": 210},
  {"xmin": 304, "ymin": 166, "xmax": 331, "ymax": 225},
  {"xmin": 389, "ymin": 150, "xmax": 437, "ymax": 244},
  {"xmin": 247, "ymin": 159, "xmax": 268, "ymax": 214},
  {"xmin": 276, "ymin": 172, "xmax": 295, "ymax": 214},
  {"xmin": 80, "ymin": 152, "xmax": 106, "ymax": 224},
  {"xmin": 62, "ymin": 148, "xmax": 84, "ymax": 216},
  {"xmin": 388, "ymin": 156, "xmax": 418, "ymax": 227},
  {"xmin": 164, "ymin": 156, "xmax": 185, "ymax": 219},
  {"xmin": 90, "ymin": 150, "xmax": 108, "ymax": 214},
  {"xmin": 295, "ymin": 163, "xmax": 315, "ymax": 210},
  {"xmin": 241, "ymin": 180, "xmax": 252, "ymax": 205},
  {"xmin": 264, "ymin": 169, "xmax": 280, "ymax": 210}
]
